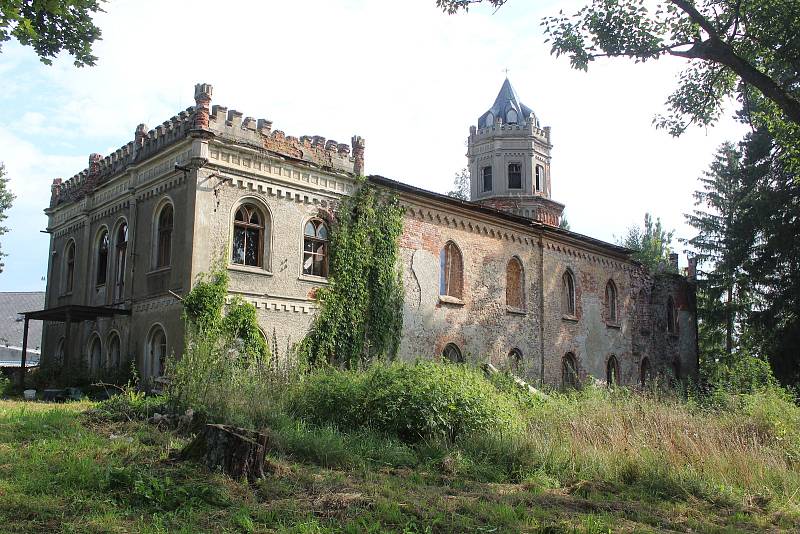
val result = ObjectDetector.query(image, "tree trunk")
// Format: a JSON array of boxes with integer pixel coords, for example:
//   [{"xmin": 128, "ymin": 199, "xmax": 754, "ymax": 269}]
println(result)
[{"xmin": 180, "ymin": 424, "xmax": 272, "ymax": 482}]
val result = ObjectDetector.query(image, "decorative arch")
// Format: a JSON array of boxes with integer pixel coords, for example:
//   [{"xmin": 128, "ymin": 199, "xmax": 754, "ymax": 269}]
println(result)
[
  {"xmin": 442, "ymin": 343, "xmax": 464, "ymax": 363},
  {"xmin": 562, "ymin": 352, "xmax": 579, "ymax": 389},
  {"xmin": 562, "ymin": 269, "xmax": 576, "ymax": 316},
  {"xmin": 62, "ymin": 239, "xmax": 76, "ymax": 294},
  {"xmin": 152, "ymin": 197, "xmax": 175, "ymax": 269},
  {"xmin": 145, "ymin": 324, "xmax": 168, "ymax": 379},
  {"xmin": 605, "ymin": 280, "xmax": 618, "ymax": 323},
  {"xmin": 302, "ymin": 217, "xmax": 329, "ymax": 278},
  {"xmin": 112, "ymin": 218, "xmax": 128, "ymax": 300},
  {"xmin": 506, "ymin": 256, "xmax": 525, "ymax": 310},
  {"xmin": 231, "ymin": 198, "xmax": 272, "ymax": 269},
  {"xmin": 440, "ymin": 241, "xmax": 464, "ymax": 299},
  {"xmin": 94, "ymin": 226, "xmax": 110, "ymax": 287},
  {"xmin": 107, "ymin": 330, "xmax": 122, "ymax": 370},
  {"xmin": 606, "ymin": 355, "xmax": 620, "ymax": 386}
]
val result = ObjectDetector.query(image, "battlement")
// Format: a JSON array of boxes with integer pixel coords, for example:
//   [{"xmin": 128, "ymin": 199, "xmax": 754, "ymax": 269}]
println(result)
[
  {"xmin": 49, "ymin": 82, "xmax": 365, "ymax": 209},
  {"xmin": 469, "ymin": 122, "xmax": 551, "ymax": 144}
]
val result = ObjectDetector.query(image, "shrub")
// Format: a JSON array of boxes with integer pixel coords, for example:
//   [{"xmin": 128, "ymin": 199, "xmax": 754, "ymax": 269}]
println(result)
[
  {"xmin": 0, "ymin": 375, "xmax": 11, "ymax": 397},
  {"xmin": 90, "ymin": 389, "xmax": 169, "ymax": 422},
  {"xmin": 290, "ymin": 362, "xmax": 523, "ymax": 443}
]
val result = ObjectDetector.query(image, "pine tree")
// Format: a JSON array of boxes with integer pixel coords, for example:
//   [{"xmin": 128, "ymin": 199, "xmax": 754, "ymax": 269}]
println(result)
[{"xmin": 617, "ymin": 213, "xmax": 675, "ymax": 273}]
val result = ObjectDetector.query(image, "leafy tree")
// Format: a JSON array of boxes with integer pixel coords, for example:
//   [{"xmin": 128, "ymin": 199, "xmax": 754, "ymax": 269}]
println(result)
[
  {"xmin": 0, "ymin": 0, "xmax": 104, "ymax": 67},
  {"xmin": 617, "ymin": 212, "xmax": 675, "ymax": 272},
  {"xmin": 0, "ymin": 163, "xmax": 16, "ymax": 273},
  {"xmin": 447, "ymin": 168, "xmax": 470, "ymax": 200},
  {"xmin": 437, "ymin": 0, "xmax": 800, "ymax": 136}
]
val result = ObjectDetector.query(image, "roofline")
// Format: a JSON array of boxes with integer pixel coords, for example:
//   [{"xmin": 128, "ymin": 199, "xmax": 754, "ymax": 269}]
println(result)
[{"xmin": 367, "ymin": 175, "xmax": 633, "ymax": 258}]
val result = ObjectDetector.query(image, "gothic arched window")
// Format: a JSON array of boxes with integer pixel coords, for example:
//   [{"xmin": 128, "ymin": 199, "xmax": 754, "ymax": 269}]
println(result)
[
  {"xmin": 232, "ymin": 204, "xmax": 266, "ymax": 267},
  {"xmin": 88, "ymin": 335, "xmax": 102, "ymax": 377},
  {"xmin": 442, "ymin": 343, "xmax": 464, "ymax": 363},
  {"xmin": 506, "ymin": 257, "xmax": 524, "ymax": 310},
  {"xmin": 440, "ymin": 241, "xmax": 463, "ymax": 299},
  {"xmin": 64, "ymin": 240, "xmax": 76, "ymax": 294},
  {"xmin": 156, "ymin": 204, "xmax": 173, "ymax": 268},
  {"xmin": 147, "ymin": 326, "xmax": 167, "ymax": 378},
  {"xmin": 605, "ymin": 280, "xmax": 618, "ymax": 323},
  {"xmin": 562, "ymin": 352, "xmax": 579, "ymax": 389},
  {"xmin": 114, "ymin": 222, "xmax": 128, "ymax": 300},
  {"xmin": 303, "ymin": 218, "xmax": 329, "ymax": 278},
  {"xmin": 96, "ymin": 229, "xmax": 109, "ymax": 286},
  {"xmin": 108, "ymin": 332, "xmax": 121, "ymax": 370},
  {"xmin": 562, "ymin": 270, "xmax": 576, "ymax": 316}
]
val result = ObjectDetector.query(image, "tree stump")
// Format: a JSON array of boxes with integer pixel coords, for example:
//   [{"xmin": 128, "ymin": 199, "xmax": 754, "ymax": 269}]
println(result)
[{"xmin": 180, "ymin": 424, "xmax": 271, "ymax": 481}]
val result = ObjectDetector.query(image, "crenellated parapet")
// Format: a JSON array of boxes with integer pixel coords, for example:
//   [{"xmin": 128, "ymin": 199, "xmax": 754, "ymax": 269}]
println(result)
[{"xmin": 469, "ymin": 121, "xmax": 551, "ymax": 145}]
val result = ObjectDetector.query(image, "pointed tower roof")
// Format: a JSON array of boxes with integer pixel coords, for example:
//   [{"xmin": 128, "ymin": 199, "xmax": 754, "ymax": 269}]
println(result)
[{"xmin": 477, "ymin": 78, "xmax": 538, "ymax": 128}]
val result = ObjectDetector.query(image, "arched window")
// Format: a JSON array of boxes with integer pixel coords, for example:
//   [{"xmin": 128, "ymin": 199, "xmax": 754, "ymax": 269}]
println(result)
[
  {"xmin": 64, "ymin": 241, "xmax": 75, "ymax": 294},
  {"xmin": 562, "ymin": 352, "xmax": 579, "ymax": 389},
  {"xmin": 605, "ymin": 280, "xmax": 618, "ymax": 323},
  {"xmin": 506, "ymin": 109, "xmax": 518, "ymax": 124},
  {"xmin": 147, "ymin": 326, "xmax": 167, "ymax": 378},
  {"xmin": 535, "ymin": 165, "xmax": 544, "ymax": 192},
  {"xmin": 302, "ymin": 218, "xmax": 329, "ymax": 277},
  {"xmin": 55, "ymin": 337, "xmax": 65, "ymax": 366},
  {"xmin": 442, "ymin": 343, "xmax": 463, "ymax": 363},
  {"xmin": 439, "ymin": 241, "xmax": 463, "ymax": 299},
  {"xmin": 667, "ymin": 296, "xmax": 676, "ymax": 333},
  {"xmin": 114, "ymin": 223, "xmax": 128, "ymax": 300},
  {"xmin": 506, "ymin": 257, "xmax": 525, "ymax": 309},
  {"xmin": 508, "ymin": 348, "xmax": 523, "ymax": 372},
  {"xmin": 232, "ymin": 204, "xmax": 266, "ymax": 267},
  {"xmin": 482, "ymin": 166, "xmax": 493, "ymax": 192},
  {"xmin": 156, "ymin": 204, "xmax": 173, "ymax": 268},
  {"xmin": 108, "ymin": 332, "xmax": 121, "ymax": 370},
  {"xmin": 508, "ymin": 163, "xmax": 522, "ymax": 189},
  {"xmin": 562, "ymin": 270, "xmax": 576, "ymax": 316},
  {"xmin": 640, "ymin": 358, "xmax": 651, "ymax": 386},
  {"xmin": 96, "ymin": 229, "xmax": 109, "ymax": 286},
  {"xmin": 88, "ymin": 335, "xmax": 102, "ymax": 377},
  {"xmin": 606, "ymin": 355, "xmax": 619, "ymax": 386}
]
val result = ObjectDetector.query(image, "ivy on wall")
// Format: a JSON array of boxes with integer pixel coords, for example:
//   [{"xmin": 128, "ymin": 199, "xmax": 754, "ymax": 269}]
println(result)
[
  {"xmin": 300, "ymin": 180, "xmax": 405, "ymax": 369},
  {"xmin": 183, "ymin": 263, "xmax": 270, "ymax": 363}
]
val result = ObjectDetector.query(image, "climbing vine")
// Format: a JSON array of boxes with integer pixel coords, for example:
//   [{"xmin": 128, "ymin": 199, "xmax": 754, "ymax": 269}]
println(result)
[
  {"xmin": 183, "ymin": 261, "xmax": 270, "ymax": 363},
  {"xmin": 300, "ymin": 180, "xmax": 405, "ymax": 369}
]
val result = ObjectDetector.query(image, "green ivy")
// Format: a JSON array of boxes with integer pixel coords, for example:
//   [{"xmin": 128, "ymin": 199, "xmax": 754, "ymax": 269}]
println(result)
[
  {"xmin": 183, "ymin": 262, "xmax": 270, "ymax": 363},
  {"xmin": 300, "ymin": 181, "xmax": 405, "ymax": 369}
]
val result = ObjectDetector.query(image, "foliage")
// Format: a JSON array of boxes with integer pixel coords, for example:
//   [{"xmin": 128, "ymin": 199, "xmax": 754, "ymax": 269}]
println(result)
[
  {"xmin": 0, "ymin": 375, "xmax": 10, "ymax": 397},
  {"xmin": 558, "ymin": 213, "xmax": 570, "ymax": 230},
  {"xmin": 89, "ymin": 389, "xmax": 169, "ymax": 422},
  {"xmin": 0, "ymin": 0, "xmax": 104, "ymax": 66},
  {"xmin": 617, "ymin": 212, "xmax": 675, "ymax": 272},
  {"xmin": 0, "ymin": 163, "xmax": 15, "ymax": 273},
  {"xmin": 447, "ymin": 167, "xmax": 470, "ymax": 200},
  {"xmin": 289, "ymin": 362, "xmax": 523, "ymax": 443},
  {"xmin": 299, "ymin": 181, "xmax": 404, "ymax": 369},
  {"xmin": 182, "ymin": 266, "xmax": 229, "ymax": 334}
]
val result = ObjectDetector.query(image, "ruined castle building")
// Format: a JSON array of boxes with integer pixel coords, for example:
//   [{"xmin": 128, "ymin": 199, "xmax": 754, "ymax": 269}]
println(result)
[{"xmin": 40, "ymin": 80, "xmax": 697, "ymax": 388}]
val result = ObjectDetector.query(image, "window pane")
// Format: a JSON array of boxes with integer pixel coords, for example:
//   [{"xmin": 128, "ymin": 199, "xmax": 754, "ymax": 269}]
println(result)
[
  {"xmin": 316, "ymin": 223, "xmax": 328, "ymax": 240},
  {"xmin": 303, "ymin": 252, "xmax": 314, "ymax": 274},
  {"xmin": 235, "ymin": 208, "xmax": 245, "ymax": 222},
  {"xmin": 508, "ymin": 164, "xmax": 522, "ymax": 189},
  {"xmin": 304, "ymin": 222, "xmax": 316, "ymax": 236},
  {"xmin": 232, "ymin": 227, "xmax": 246, "ymax": 264},
  {"xmin": 245, "ymin": 227, "xmax": 260, "ymax": 266}
]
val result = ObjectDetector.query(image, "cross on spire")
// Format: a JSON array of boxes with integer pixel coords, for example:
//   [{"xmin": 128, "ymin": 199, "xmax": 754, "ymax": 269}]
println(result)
[{"xmin": 502, "ymin": 67, "xmax": 510, "ymax": 77}]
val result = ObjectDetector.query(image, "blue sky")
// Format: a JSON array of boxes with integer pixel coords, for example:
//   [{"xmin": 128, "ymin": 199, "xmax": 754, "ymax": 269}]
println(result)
[{"xmin": 0, "ymin": 0, "xmax": 746, "ymax": 291}]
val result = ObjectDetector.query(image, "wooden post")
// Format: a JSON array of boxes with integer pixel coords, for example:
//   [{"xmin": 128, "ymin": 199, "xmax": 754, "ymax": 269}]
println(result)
[{"xmin": 20, "ymin": 316, "xmax": 29, "ymax": 390}]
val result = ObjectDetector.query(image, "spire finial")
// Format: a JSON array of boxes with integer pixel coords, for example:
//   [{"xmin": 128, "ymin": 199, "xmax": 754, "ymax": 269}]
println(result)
[{"xmin": 502, "ymin": 67, "xmax": 510, "ymax": 78}]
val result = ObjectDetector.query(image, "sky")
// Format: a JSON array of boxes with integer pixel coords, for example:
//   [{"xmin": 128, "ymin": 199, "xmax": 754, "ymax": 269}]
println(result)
[{"xmin": 0, "ymin": 0, "xmax": 748, "ymax": 292}]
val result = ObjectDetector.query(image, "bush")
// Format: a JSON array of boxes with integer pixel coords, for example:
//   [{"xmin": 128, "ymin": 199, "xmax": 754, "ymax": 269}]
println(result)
[
  {"xmin": 0, "ymin": 375, "xmax": 11, "ymax": 397},
  {"xmin": 90, "ymin": 390, "xmax": 169, "ymax": 422},
  {"xmin": 290, "ymin": 362, "xmax": 523, "ymax": 443}
]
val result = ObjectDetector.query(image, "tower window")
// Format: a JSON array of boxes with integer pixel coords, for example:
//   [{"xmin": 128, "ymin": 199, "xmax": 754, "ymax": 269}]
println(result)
[
  {"xmin": 508, "ymin": 163, "xmax": 522, "ymax": 189},
  {"xmin": 506, "ymin": 109, "xmax": 518, "ymax": 124},
  {"xmin": 535, "ymin": 165, "xmax": 544, "ymax": 192},
  {"xmin": 482, "ymin": 166, "xmax": 492, "ymax": 192}
]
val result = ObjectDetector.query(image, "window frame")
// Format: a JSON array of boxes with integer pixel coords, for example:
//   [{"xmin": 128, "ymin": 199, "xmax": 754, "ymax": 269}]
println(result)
[
  {"xmin": 535, "ymin": 165, "xmax": 544, "ymax": 192},
  {"xmin": 442, "ymin": 343, "xmax": 464, "ymax": 363},
  {"xmin": 640, "ymin": 358, "xmax": 651, "ymax": 387},
  {"xmin": 508, "ymin": 348, "xmax": 523, "ymax": 372},
  {"xmin": 562, "ymin": 269, "xmax": 576, "ymax": 317},
  {"xmin": 667, "ymin": 296, "xmax": 677, "ymax": 333},
  {"xmin": 113, "ymin": 220, "xmax": 128, "ymax": 301},
  {"xmin": 606, "ymin": 355, "xmax": 620, "ymax": 386},
  {"xmin": 231, "ymin": 202, "xmax": 269, "ymax": 269},
  {"xmin": 146, "ymin": 324, "xmax": 168, "ymax": 378},
  {"xmin": 107, "ymin": 331, "xmax": 121, "ymax": 371},
  {"xmin": 605, "ymin": 280, "xmax": 618, "ymax": 324},
  {"xmin": 302, "ymin": 217, "xmax": 330, "ymax": 279},
  {"xmin": 63, "ymin": 239, "xmax": 76, "ymax": 295},
  {"xmin": 482, "ymin": 166, "xmax": 493, "ymax": 192},
  {"xmin": 154, "ymin": 201, "xmax": 174, "ymax": 269},
  {"xmin": 506, "ymin": 256, "xmax": 525, "ymax": 311},
  {"xmin": 87, "ymin": 334, "xmax": 102, "ymax": 377},
  {"xmin": 507, "ymin": 162, "xmax": 522, "ymax": 190},
  {"xmin": 95, "ymin": 228, "xmax": 109, "ymax": 287},
  {"xmin": 439, "ymin": 241, "xmax": 464, "ymax": 300},
  {"xmin": 562, "ymin": 352, "xmax": 579, "ymax": 389}
]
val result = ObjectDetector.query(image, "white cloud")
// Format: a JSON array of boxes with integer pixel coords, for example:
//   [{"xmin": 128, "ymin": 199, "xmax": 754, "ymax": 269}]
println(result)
[{"xmin": 0, "ymin": 0, "xmax": 750, "ymax": 289}]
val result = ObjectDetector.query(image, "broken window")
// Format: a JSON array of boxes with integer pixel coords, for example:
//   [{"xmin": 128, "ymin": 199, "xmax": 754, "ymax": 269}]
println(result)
[
  {"xmin": 443, "ymin": 343, "xmax": 464, "ymax": 363},
  {"xmin": 96, "ymin": 230, "xmax": 109, "ymax": 286},
  {"xmin": 562, "ymin": 270, "xmax": 576, "ymax": 316},
  {"xmin": 303, "ymin": 218, "xmax": 329, "ymax": 278},
  {"xmin": 508, "ymin": 163, "xmax": 522, "ymax": 189},
  {"xmin": 506, "ymin": 257, "xmax": 524, "ymax": 309},
  {"xmin": 605, "ymin": 280, "xmax": 617, "ymax": 323},
  {"xmin": 232, "ymin": 204, "xmax": 265, "ymax": 267},
  {"xmin": 606, "ymin": 355, "xmax": 619, "ymax": 386},
  {"xmin": 482, "ymin": 166, "xmax": 493, "ymax": 192},
  {"xmin": 439, "ymin": 241, "xmax": 463, "ymax": 299},
  {"xmin": 156, "ymin": 204, "xmax": 173, "ymax": 268},
  {"xmin": 114, "ymin": 223, "xmax": 128, "ymax": 300},
  {"xmin": 562, "ymin": 352, "xmax": 579, "ymax": 389}
]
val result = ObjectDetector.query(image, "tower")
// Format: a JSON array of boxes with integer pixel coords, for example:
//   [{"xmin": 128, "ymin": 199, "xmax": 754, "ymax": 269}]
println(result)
[{"xmin": 467, "ymin": 78, "xmax": 564, "ymax": 226}]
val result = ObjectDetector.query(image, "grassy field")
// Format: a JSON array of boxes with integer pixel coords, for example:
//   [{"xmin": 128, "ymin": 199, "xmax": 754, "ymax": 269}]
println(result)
[{"xmin": 0, "ymin": 396, "xmax": 798, "ymax": 533}]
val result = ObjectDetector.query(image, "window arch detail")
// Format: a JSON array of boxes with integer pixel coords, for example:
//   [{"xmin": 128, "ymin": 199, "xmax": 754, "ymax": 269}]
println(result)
[
  {"xmin": 605, "ymin": 280, "xmax": 618, "ymax": 323},
  {"xmin": 562, "ymin": 352, "xmax": 579, "ymax": 389},
  {"xmin": 154, "ymin": 202, "xmax": 174, "ymax": 268},
  {"xmin": 562, "ymin": 270, "xmax": 576, "ymax": 316},
  {"xmin": 232, "ymin": 202, "xmax": 269, "ymax": 268},
  {"xmin": 302, "ymin": 218, "xmax": 329, "ymax": 277},
  {"xmin": 506, "ymin": 257, "xmax": 525, "ymax": 310},
  {"xmin": 440, "ymin": 241, "xmax": 463, "ymax": 299}
]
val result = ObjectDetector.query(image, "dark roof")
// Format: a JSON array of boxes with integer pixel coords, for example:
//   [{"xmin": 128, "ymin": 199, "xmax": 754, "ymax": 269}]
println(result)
[
  {"xmin": 22, "ymin": 304, "xmax": 131, "ymax": 322},
  {"xmin": 478, "ymin": 78, "xmax": 538, "ymax": 128},
  {"xmin": 367, "ymin": 175, "xmax": 632, "ymax": 257},
  {"xmin": 0, "ymin": 292, "xmax": 45, "ymax": 351}
]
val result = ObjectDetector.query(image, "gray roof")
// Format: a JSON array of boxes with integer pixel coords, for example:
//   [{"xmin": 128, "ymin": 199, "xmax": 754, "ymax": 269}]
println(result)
[
  {"xmin": 0, "ymin": 292, "xmax": 45, "ymax": 361},
  {"xmin": 478, "ymin": 78, "xmax": 538, "ymax": 128}
]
